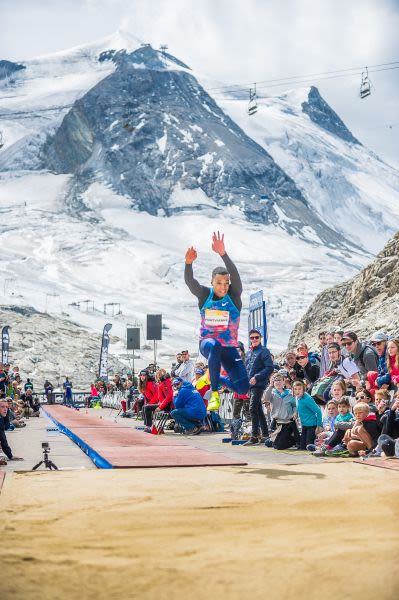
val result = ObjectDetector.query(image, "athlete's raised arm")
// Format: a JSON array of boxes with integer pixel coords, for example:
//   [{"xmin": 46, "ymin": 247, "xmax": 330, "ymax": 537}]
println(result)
[
  {"xmin": 184, "ymin": 246, "xmax": 210, "ymax": 306},
  {"xmin": 212, "ymin": 231, "xmax": 242, "ymax": 302}
]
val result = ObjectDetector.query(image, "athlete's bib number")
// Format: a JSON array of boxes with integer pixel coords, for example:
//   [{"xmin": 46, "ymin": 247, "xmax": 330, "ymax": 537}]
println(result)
[{"xmin": 204, "ymin": 309, "xmax": 229, "ymax": 329}]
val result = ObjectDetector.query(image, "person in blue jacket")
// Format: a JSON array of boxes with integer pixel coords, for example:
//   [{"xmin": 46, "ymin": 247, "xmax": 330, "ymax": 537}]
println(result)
[
  {"xmin": 170, "ymin": 378, "xmax": 207, "ymax": 435},
  {"xmin": 243, "ymin": 329, "xmax": 274, "ymax": 446},
  {"xmin": 292, "ymin": 379, "xmax": 323, "ymax": 450}
]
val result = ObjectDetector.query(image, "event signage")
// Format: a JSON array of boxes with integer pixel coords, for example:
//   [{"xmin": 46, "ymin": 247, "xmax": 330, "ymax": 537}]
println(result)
[
  {"xmin": 99, "ymin": 323, "xmax": 112, "ymax": 380},
  {"xmin": 2, "ymin": 326, "xmax": 10, "ymax": 364}
]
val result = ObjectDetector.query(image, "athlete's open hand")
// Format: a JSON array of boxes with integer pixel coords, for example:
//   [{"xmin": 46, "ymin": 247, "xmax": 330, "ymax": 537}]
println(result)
[
  {"xmin": 185, "ymin": 247, "xmax": 197, "ymax": 264},
  {"xmin": 212, "ymin": 231, "xmax": 226, "ymax": 256}
]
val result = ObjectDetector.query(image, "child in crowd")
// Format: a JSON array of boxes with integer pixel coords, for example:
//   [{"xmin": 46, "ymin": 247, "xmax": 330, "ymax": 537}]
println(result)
[
  {"xmin": 263, "ymin": 373, "xmax": 299, "ymax": 450},
  {"xmin": 292, "ymin": 379, "xmax": 322, "ymax": 450},
  {"xmin": 308, "ymin": 400, "xmax": 338, "ymax": 451},
  {"xmin": 313, "ymin": 398, "xmax": 354, "ymax": 456},
  {"xmin": 343, "ymin": 402, "xmax": 381, "ymax": 457}
]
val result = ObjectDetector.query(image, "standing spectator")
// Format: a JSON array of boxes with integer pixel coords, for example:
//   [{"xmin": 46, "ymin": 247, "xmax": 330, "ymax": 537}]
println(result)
[
  {"xmin": 24, "ymin": 378, "xmax": 34, "ymax": 392},
  {"xmin": 243, "ymin": 329, "xmax": 274, "ymax": 446},
  {"xmin": 341, "ymin": 331, "xmax": 378, "ymax": 377},
  {"xmin": 0, "ymin": 399, "xmax": 24, "ymax": 464},
  {"xmin": 44, "ymin": 380, "xmax": 54, "ymax": 404},
  {"xmin": 318, "ymin": 331, "xmax": 329, "ymax": 377},
  {"xmin": 171, "ymin": 354, "xmax": 183, "ymax": 378},
  {"xmin": 292, "ymin": 379, "xmax": 323, "ymax": 450},
  {"xmin": 63, "ymin": 377, "xmax": 73, "ymax": 403},
  {"xmin": 0, "ymin": 364, "xmax": 8, "ymax": 394},
  {"xmin": 232, "ymin": 342, "xmax": 250, "ymax": 421},
  {"xmin": 174, "ymin": 350, "xmax": 194, "ymax": 382}
]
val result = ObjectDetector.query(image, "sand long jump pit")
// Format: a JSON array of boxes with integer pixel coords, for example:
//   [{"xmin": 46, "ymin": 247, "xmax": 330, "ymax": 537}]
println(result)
[{"xmin": 1, "ymin": 462, "xmax": 398, "ymax": 600}]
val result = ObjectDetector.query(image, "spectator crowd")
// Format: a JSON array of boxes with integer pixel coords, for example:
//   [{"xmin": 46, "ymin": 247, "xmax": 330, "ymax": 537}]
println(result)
[{"xmin": 2, "ymin": 327, "xmax": 399, "ymax": 467}]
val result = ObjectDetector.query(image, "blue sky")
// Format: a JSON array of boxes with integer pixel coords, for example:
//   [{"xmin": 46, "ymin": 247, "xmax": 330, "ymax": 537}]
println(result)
[{"xmin": 2, "ymin": 0, "xmax": 399, "ymax": 167}]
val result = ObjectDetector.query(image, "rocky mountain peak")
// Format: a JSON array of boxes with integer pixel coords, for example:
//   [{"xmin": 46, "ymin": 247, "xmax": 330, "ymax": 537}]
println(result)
[{"xmin": 302, "ymin": 86, "xmax": 360, "ymax": 145}]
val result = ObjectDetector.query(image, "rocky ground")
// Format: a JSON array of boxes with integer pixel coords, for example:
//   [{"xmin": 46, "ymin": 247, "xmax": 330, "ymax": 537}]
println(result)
[{"xmin": 0, "ymin": 305, "xmax": 125, "ymax": 387}]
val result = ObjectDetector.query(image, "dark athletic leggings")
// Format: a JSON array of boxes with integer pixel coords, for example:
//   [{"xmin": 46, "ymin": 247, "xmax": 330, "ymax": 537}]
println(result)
[{"xmin": 199, "ymin": 339, "xmax": 249, "ymax": 394}]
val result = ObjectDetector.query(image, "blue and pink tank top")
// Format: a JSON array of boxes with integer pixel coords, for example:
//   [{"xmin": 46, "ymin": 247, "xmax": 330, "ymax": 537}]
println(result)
[{"xmin": 200, "ymin": 289, "xmax": 240, "ymax": 347}]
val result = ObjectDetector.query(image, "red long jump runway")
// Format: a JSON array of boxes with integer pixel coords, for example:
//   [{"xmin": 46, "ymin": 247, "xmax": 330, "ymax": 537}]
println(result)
[{"xmin": 43, "ymin": 406, "xmax": 247, "ymax": 469}]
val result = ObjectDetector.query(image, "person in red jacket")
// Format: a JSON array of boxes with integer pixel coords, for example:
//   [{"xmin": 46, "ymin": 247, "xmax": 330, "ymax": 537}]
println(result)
[
  {"xmin": 137, "ymin": 369, "xmax": 157, "ymax": 419},
  {"xmin": 387, "ymin": 339, "xmax": 399, "ymax": 387},
  {"xmin": 155, "ymin": 369, "xmax": 174, "ymax": 412}
]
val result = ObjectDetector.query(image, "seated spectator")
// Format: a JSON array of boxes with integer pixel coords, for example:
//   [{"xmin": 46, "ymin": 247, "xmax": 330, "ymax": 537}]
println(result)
[
  {"xmin": 170, "ymin": 378, "xmax": 206, "ymax": 435},
  {"xmin": 292, "ymin": 379, "xmax": 322, "ymax": 450},
  {"xmin": 296, "ymin": 342, "xmax": 320, "ymax": 366},
  {"xmin": 387, "ymin": 338, "xmax": 399, "ymax": 389},
  {"xmin": 376, "ymin": 391, "xmax": 399, "ymax": 457},
  {"xmin": 329, "ymin": 379, "xmax": 347, "ymax": 403},
  {"xmin": 293, "ymin": 353, "xmax": 320, "ymax": 387},
  {"xmin": 343, "ymin": 402, "xmax": 381, "ymax": 457},
  {"xmin": 263, "ymin": 373, "xmax": 299, "ymax": 450},
  {"xmin": 5, "ymin": 398, "xmax": 26, "ymax": 428},
  {"xmin": 354, "ymin": 388, "xmax": 376, "ymax": 414},
  {"xmin": 313, "ymin": 398, "xmax": 354, "ymax": 456},
  {"xmin": 0, "ymin": 399, "xmax": 24, "ymax": 465},
  {"xmin": 341, "ymin": 331, "xmax": 378, "ymax": 378},
  {"xmin": 139, "ymin": 370, "xmax": 158, "ymax": 427},
  {"xmin": 155, "ymin": 368, "xmax": 173, "ymax": 412},
  {"xmin": 231, "ymin": 343, "xmax": 250, "ymax": 421},
  {"xmin": 369, "ymin": 332, "xmax": 390, "ymax": 389},
  {"xmin": 316, "ymin": 400, "xmax": 338, "ymax": 446}
]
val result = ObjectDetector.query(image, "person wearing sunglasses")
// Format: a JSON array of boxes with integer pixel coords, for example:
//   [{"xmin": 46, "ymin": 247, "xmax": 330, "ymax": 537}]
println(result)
[
  {"xmin": 293, "ymin": 353, "xmax": 320, "ymax": 386},
  {"xmin": 242, "ymin": 329, "xmax": 274, "ymax": 446},
  {"xmin": 341, "ymin": 331, "xmax": 379, "ymax": 377},
  {"xmin": 184, "ymin": 231, "xmax": 249, "ymax": 411}
]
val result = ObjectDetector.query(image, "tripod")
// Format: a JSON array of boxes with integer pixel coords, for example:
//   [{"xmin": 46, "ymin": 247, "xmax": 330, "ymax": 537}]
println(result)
[{"xmin": 32, "ymin": 446, "xmax": 58, "ymax": 471}]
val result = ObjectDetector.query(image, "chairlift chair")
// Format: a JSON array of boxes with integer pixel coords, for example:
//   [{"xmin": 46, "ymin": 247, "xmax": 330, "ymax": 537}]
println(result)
[
  {"xmin": 248, "ymin": 85, "xmax": 258, "ymax": 116},
  {"xmin": 360, "ymin": 68, "xmax": 371, "ymax": 99}
]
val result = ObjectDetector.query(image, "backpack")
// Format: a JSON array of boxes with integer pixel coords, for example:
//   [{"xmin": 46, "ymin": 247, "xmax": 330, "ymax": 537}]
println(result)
[{"xmin": 358, "ymin": 344, "xmax": 379, "ymax": 370}]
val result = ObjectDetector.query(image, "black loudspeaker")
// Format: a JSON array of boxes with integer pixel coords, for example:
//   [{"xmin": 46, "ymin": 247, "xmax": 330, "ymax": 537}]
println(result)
[
  {"xmin": 147, "ymin": 314, "xmax": 162, "ymax": 340},
  {"xmin": 127, "ymin": 328, "xmax": 140, "ymax": 350}
]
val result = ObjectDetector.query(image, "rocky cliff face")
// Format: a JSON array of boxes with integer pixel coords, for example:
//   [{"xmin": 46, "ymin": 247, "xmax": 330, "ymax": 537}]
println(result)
[
  {"xmin": 0, "ymin": 305, "xmax": 125, "ymax": 388},
  {"xmin": 38, "ymin": 45, "xmax": 353, "ymax": 248},
  {"xmin": 289, "ymin": 231, "xmax": 399, "ymax": 347}
]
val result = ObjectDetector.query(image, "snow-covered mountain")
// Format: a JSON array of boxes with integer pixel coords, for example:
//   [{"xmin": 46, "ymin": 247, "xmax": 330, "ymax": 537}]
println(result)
[
  {"xmin": 0, "ymin": 32, "xmax": 398, "ymax": 377},
  {"xmin": 215, "ymin": 86, "xmax": 399, "ymax": 253}
]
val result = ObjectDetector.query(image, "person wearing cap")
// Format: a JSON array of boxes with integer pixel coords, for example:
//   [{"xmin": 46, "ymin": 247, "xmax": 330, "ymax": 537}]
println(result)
[
  {"xmin": 184, "ymin": 231, "xmax": 249, "ymax": 411},
  {"xmin": 243, "ymin": 329, "xmax": 274, "ymax": 445},
  {"xmin": 173, "ymin": 350, "xmax": 194, "ymax": 383},
  {"xmin": 170, "ymin": 378, "xmax": 207, "ymax": 435},
  {"xmin": 341, "ymin": 331, "xmax": 379, "ymax": 377},
  {"xmin": 369, "ymin": 332, "xmax": 391, "ymax": 389}
]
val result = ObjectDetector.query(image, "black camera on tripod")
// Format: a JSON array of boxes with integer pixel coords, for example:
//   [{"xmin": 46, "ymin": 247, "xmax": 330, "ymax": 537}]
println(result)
[{"xmin": 32, "ymin": 441, "xmax": 58, "ymax": 471}]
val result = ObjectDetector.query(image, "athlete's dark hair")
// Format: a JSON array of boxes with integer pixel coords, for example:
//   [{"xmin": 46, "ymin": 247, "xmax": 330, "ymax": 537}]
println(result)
[{"xmin": 211, "ymin": 266, "xmax": 229, "ymax": 279}]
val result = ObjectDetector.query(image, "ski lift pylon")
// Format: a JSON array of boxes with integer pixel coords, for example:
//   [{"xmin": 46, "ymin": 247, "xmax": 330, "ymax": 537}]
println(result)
[
  {"xmin": 0, "ymin": 131, "xmax": 4, "ymax": 149},
  {"xmin": 360, "ymin": 67, "xmax": 372, "ymax": 99},
  {"xmin": 248, "ymin": 83, "xmax": 258, "ymax": 116}
]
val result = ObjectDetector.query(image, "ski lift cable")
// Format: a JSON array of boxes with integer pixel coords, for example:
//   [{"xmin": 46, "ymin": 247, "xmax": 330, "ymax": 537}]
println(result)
[
  {"xmin": 210, "ymin": 65, "xmax": 399, "ymax": 98},
  {"xmin": 206, "ymin": 60, "xmax": 399, "ymax": 92}
]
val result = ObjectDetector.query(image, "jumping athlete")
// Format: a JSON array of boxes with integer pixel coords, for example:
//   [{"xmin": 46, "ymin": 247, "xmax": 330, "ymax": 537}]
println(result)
[{"xmin": 184, "ymin": 231, "xmax": 249, "ymax": 411}]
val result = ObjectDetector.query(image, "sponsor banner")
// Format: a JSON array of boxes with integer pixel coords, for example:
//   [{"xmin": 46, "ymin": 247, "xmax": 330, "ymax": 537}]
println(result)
[
  {"xmin": 2, "ymin": 326, "xmax": 10, "ymax": 364},
  {"xmin": 99, "ymin": 323, "xmax": 112, "ymax": 380}
]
